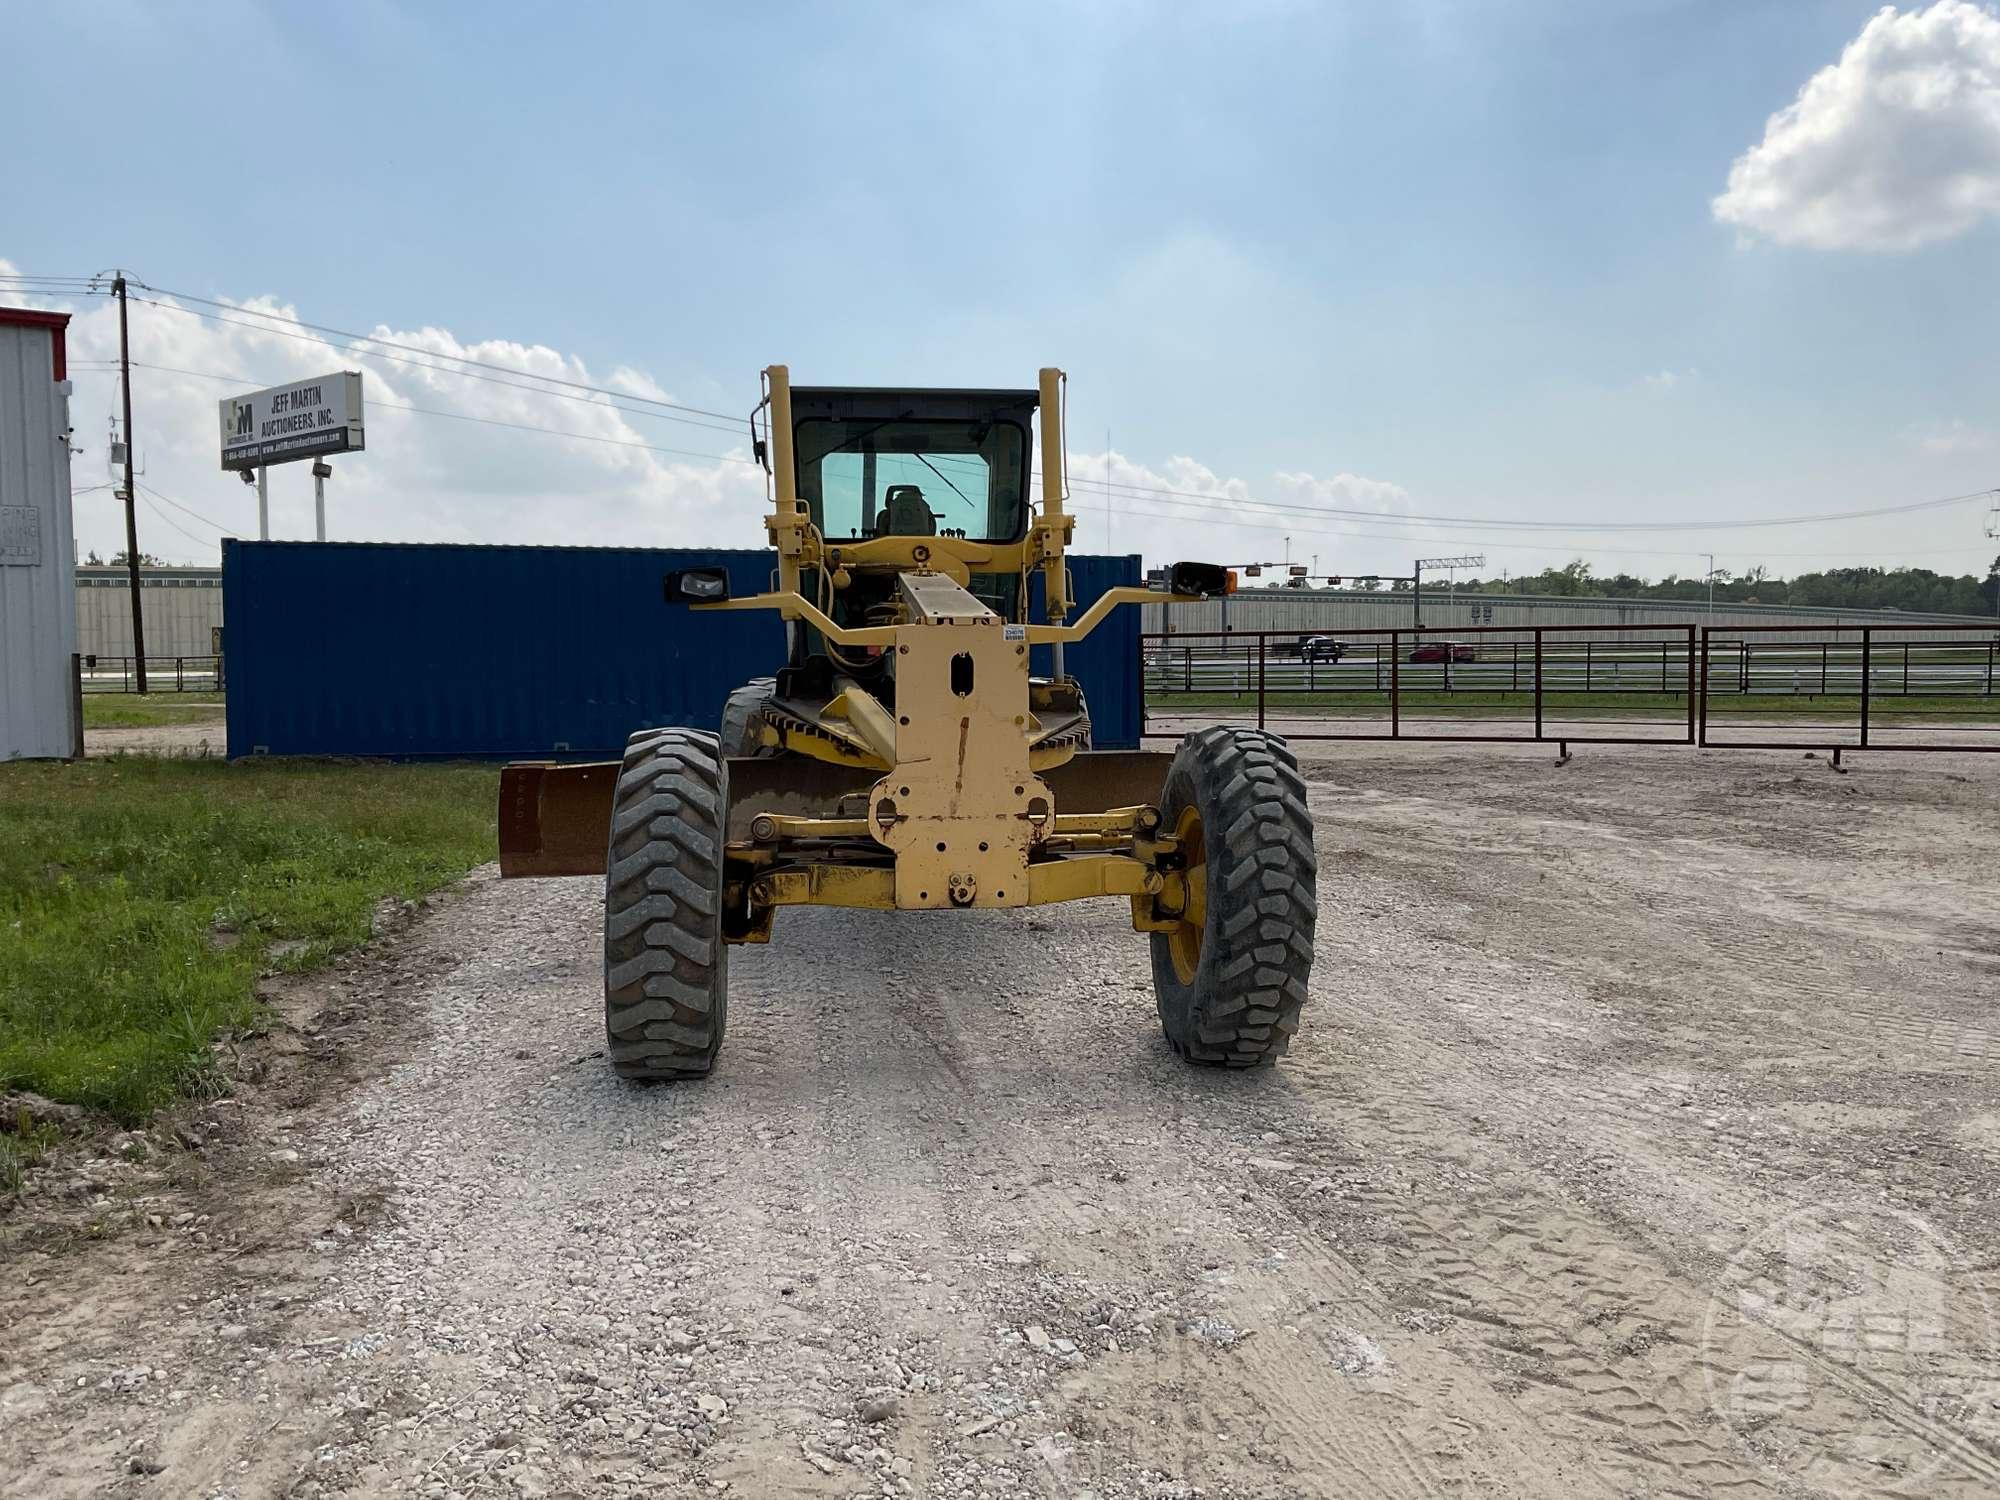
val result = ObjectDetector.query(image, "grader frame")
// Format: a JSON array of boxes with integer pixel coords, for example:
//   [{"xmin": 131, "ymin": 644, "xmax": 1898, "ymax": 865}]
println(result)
[{"xmin": 499, "ymin": 365, "xmax": 1318, "ymax": 1080}]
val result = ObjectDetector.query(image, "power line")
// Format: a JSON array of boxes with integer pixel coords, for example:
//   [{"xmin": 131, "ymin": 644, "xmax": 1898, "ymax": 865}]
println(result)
[
  {"xmin": 127, "ymin": 280, "xmax": 745, "ymax": 425},
  {"xmin": 74, "ymin": 274, "xmax": 2000, "ymax": 555},
  {"xmin": 0, "ymin": 273, "xmax": 100, "ymax": 287},
  {"xmin": 74, "ymin": 360, "xmax": 759, "ymax": 468},
  {"xmin": 72, "ymin": 352, "xmax": 1991, "ymax": 563},
  {"xmin": 122, "ymin": 297, "xmax": 749, "ymax": 439},
  {"xmin": 387, "ymin": 401, "xmax": 758, "ymax": 466},
  {"xmin": 1051, "ymin": 476, "xmax": 1994, "ymax": 559},
  {"xmin": 1087, "ymin": 490, "xmax": 1991, "ymax": 564},
  {"xmin": 137, "ymin": 481, "xmax": 229, "ymax": 533},
  {"xmin": 867, "ymin": 450, "xmax": 1992, "ymax": 542},
  {"xmin": 1062, "ymin": 469, "xmax": 1996, "ymax": 534},
  {"xmin": 136, "ymin": 493, "xmax": 216, "ymax": 552}
]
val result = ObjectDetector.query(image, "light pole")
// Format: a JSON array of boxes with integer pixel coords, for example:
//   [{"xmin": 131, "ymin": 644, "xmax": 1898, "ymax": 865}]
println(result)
[
  {"xmin": 1987, "ymin": 501, "xmax": 1998, "ymax": 618},
  {"xmin": 1413, "ymin": 554, "xmax": 1485, "ymax": 631}
]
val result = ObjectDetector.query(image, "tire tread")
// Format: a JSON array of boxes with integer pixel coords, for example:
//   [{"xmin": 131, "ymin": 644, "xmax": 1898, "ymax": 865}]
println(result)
[
  {"xmin": 1150, "ymin": 726, "xmax": 1316, "ymax": 1068},
  {"xmin": 603, "ymin": 727, "xmax": 728, "ymax": 1080}
]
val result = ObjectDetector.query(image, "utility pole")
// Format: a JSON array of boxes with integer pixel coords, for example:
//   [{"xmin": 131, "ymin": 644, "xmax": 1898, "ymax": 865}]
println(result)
[
  {"xmin": 1706, "ymin": 553, "xmax": 1716, "ymax": 619},
  {"xmin": 113, "ymin": 272, "xmax": 148, "ymax": 693}
]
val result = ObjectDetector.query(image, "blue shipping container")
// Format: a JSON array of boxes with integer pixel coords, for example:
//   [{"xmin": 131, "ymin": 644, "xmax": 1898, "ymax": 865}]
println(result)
[{"xmin": 222, "ymin": 541, "xmax": 1142, "ymax": 758}]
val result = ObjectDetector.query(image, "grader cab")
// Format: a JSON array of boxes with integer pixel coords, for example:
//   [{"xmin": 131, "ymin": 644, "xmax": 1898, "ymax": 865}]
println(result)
[{"xmin": 498, "ymin": 367, "xmax": 1317, "ymax": 1080}]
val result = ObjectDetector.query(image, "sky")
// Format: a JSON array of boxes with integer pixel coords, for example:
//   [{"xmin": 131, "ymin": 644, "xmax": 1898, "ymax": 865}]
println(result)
[{"xmin": 4, "ymin": 0, "xmax": 1999, "ymax": 585}]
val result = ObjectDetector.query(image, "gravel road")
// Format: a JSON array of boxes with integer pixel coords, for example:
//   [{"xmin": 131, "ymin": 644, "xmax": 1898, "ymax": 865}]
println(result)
[{"xmin": 4, "ymin": 744, "xmax": 1999, "ymax": 1498}]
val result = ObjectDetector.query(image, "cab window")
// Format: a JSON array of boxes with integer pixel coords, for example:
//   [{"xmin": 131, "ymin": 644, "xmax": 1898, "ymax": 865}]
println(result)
[{"xmin": 795, "ymin": 419, "xmax": 1027, "ymax": 542}]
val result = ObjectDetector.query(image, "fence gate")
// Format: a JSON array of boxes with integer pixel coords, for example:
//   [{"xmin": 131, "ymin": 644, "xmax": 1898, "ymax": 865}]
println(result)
[
  {"xmin": 1141, "ymin": 623, "xmax": 1698, "ymax": 755},
  {"xmin": 1697, "ymin": 623, "xmax": 2000, "ymax": 763},
  {"xmin": 1138, "ymin": 620, "xmax": 2000, "ymax": 762}
]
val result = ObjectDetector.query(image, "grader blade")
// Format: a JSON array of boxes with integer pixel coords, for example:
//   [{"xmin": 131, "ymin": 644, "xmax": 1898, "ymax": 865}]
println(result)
[
  {"xmin": 498, "ymin": 761, "xmax": 618, "ymax": 877},
  {"xmin": 501, "ymin": 752, "xmax": 1179, "ymax": 874}
]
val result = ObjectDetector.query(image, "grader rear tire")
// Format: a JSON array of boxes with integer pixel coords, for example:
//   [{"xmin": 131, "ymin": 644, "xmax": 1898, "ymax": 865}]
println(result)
[
  {"xmin": 603, "ymin": 727, "xmax": 728, "ymax": 1080},
  {"xmin": 1150, "ymin": 726, "xmax": 1316, "ymax": 1067},
  {"xmin": 719, "ymin": 677, "xmax": 778, "ymax": 758}
]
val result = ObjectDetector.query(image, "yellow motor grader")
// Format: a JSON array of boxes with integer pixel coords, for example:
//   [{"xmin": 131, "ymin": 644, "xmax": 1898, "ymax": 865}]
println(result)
[{"xmin": 498, "ymin": 367, "xmax": 1316, "ymax": 1079}]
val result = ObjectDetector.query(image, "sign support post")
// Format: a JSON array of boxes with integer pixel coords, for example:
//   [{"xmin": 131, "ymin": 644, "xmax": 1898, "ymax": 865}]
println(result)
[
  {"xmin": 311, "ymin": 460, "xmax": 331, "ymax": 542},
  {"xmin": 257, "ymin": 466, "xmax": 268, "ymax": 541}
]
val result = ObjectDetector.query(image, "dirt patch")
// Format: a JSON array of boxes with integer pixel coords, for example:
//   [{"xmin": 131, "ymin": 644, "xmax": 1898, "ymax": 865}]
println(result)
[{"xmin": 2, "ymin": 746, "xmax": 1998, "ymax": 1497}]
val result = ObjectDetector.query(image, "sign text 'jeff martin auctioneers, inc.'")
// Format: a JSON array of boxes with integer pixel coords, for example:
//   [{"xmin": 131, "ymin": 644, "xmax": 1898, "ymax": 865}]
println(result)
[{"xmin": 218, "ymin": 371, "xmax": 366, "ymax": 470}]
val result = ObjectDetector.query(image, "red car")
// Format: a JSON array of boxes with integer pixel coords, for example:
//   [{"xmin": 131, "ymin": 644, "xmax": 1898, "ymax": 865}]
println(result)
[{"xmin": 1409, "ymin": 641, "xmax": 1475, "ymax": 663}]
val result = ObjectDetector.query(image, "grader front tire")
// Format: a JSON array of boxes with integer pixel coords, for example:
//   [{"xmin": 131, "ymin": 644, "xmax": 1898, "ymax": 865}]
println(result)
[
  {"xmin": 603, "ymin": 728, "xmax": 729, "ymax": 1080},
  {"xmin": 1150, "ymin": 727, "xmax": 1317, "ymax": 1067}
]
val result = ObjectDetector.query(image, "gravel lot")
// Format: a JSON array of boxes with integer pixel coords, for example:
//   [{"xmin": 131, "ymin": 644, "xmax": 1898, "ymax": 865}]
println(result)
[
  {"xmin": 4, "ymin": 743, "xmax": 1999, "ymax": 1498},
  {"xmin": 84, "ymin": 710, "xmax": 226, "ymax": 758}
]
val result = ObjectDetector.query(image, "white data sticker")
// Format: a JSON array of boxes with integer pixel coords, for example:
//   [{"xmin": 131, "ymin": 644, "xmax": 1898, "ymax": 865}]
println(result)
[{"xmin": 1003, "ymin": 624, "xmax": 1027, "ymax": 641}]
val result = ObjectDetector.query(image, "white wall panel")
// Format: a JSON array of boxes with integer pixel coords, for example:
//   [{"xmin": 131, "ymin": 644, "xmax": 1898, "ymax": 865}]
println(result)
[{"xmin": 0, "ymin": 322, "xmax": 77, "ymax": 759}]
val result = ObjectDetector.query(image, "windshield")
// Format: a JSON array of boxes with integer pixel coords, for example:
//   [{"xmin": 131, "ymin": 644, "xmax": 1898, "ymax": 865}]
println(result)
[{"xmin": 795, "ymin": 418, "xmax": 1027, "ymax": 543}]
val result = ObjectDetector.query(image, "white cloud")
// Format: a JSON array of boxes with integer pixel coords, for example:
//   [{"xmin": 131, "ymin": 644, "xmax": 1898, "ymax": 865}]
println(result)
[
  {"xmin": 1, "ymin": 259, "xmax": 768, "ymax": 565},
  {"xmin": 5, "ymin": 257, "xmax": 1422, "ymax": 577},
  {"xmin": 1639, "ymin": 368, "xmax": 1697, "ymax": 392},
  {"xmin": 1713, "ymin": 1, "xmax": 2000, "ymax": 251},
  {"xmin": 1903, "ymin": 415, "xmax": 1996, "ymax": 451},
  {"xmin": 1068, "ymin": 448, "xmax": 1419, "ymax": 576},
  {"xmin": 1270, "ymin": 469, "xmax": 1412, "ymax": 517}
]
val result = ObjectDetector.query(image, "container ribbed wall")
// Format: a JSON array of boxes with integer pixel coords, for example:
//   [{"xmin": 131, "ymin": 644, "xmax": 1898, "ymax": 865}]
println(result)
[{"xmin": 222, "ymin": 542, "xmax": 1142, "ymax": 758}]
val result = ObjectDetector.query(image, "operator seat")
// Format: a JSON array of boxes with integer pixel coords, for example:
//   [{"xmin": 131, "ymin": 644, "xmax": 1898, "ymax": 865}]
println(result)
[{"xmin": 877, "ymin": 484, "xmax": 938, "ymax": 537}]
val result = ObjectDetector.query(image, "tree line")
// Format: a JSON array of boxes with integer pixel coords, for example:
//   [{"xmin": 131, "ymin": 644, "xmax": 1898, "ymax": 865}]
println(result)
[{"xmin": 1280, "ymin": 557, "xmax": 2000, "ymax": 616}]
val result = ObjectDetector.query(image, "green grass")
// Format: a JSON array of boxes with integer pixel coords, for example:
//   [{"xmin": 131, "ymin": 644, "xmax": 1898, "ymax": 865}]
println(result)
[
  {"xmin": 0, "ymin": 758, "xmax": 497, "ymax": 1123},
  {"xmin": 0, "ymin": 1117, "xmax": 59, "ymax": 1198},
  {"xmin": 82, "ymin": 692, "xmax": 226, "ymax": 729}
]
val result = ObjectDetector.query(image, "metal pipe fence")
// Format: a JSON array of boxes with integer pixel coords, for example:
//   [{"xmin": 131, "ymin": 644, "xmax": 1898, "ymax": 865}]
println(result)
[
  {"xmin": 1139, "ymin": 624, "xmax": 1701, "ymax": 750},
  {"xmin": 76, "ymin": 655, "xmax": 224, "ymax": 693},
  {"xmin": 1140, "ymin": 622, "xmax": 2000, "ymax": 759},
  {"xmin": 1696, "ymin": 624, "xmax": 2000, "ymax": 760}
]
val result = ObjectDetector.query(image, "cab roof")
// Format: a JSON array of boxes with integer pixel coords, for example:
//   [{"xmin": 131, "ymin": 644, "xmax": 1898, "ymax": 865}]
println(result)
[{"xmin": 791, "ymin": 386, "xmax": 1039, "ymax": 403}]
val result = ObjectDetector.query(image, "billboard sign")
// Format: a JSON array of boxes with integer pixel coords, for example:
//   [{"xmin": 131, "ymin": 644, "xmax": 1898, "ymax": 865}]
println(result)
[{"xmin": 219, "ymin": 371, "xmax": 364, "ymax": 470}]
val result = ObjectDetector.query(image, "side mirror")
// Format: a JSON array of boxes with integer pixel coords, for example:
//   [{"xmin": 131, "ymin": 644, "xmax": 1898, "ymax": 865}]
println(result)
[
  {"xmin": 1164, "ymin": 561, "xmax": 1234, "ymax": 599},
  {"xmin": 664, "ymin": 567, "xmax": 731, "ymax": 604}
]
